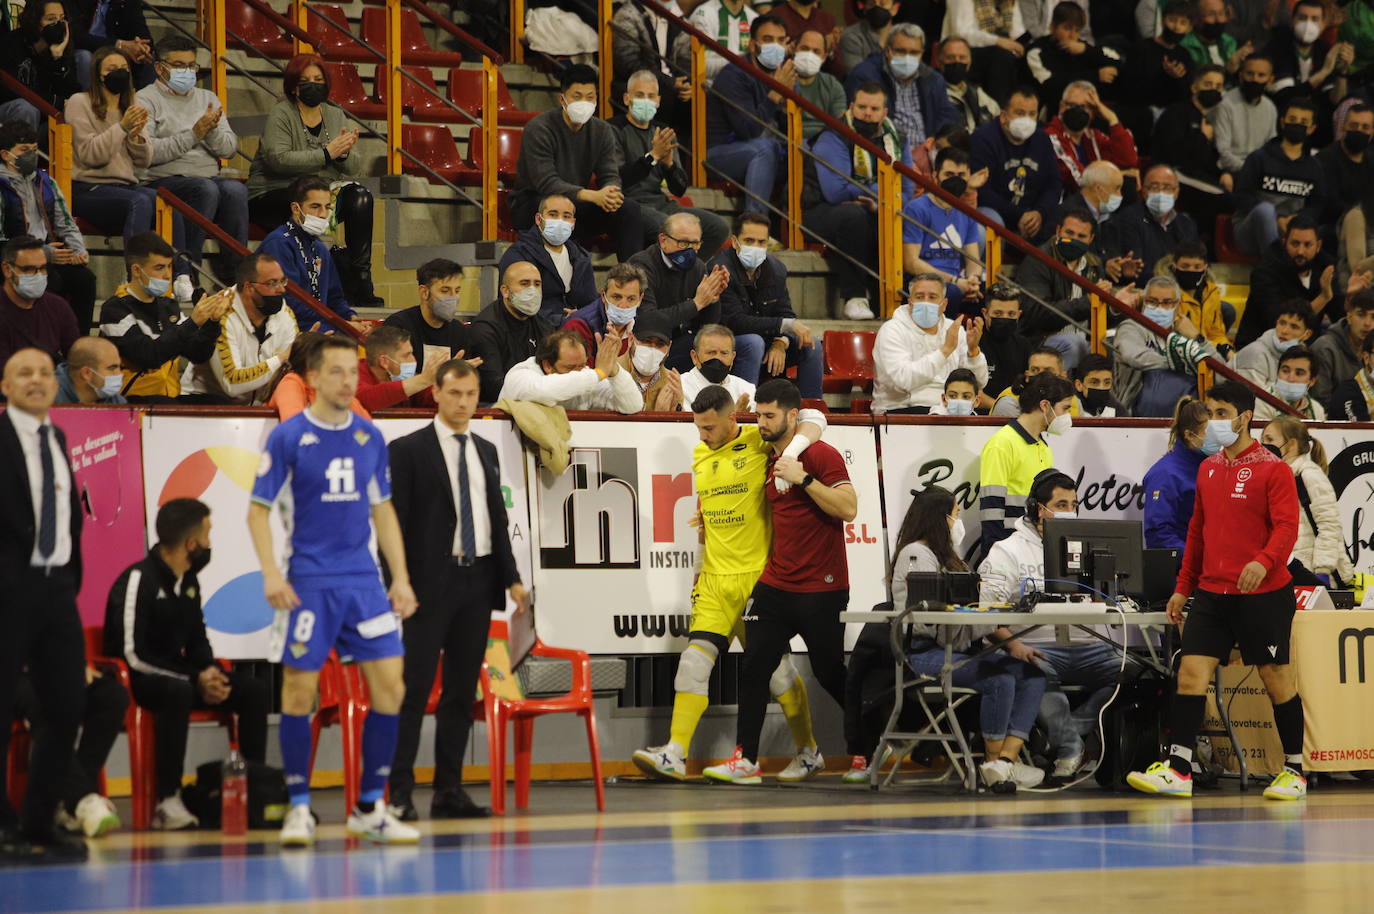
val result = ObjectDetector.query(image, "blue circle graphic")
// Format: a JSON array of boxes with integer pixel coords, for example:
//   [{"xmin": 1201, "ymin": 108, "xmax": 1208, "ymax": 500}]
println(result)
[{"xmin": 202, "ymin": 571, "xmax": 276, "ymax": 635}]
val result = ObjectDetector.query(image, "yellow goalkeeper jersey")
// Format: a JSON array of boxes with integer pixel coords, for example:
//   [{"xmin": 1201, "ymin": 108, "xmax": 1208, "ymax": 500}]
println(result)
[{"xmin": 693, "ymin": 425, "xmax": 773, "ymax": 576}]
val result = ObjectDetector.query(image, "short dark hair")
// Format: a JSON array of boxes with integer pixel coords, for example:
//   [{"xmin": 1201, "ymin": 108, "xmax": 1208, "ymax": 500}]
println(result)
[
  {"xmin": 1346, "ymin": 102, "xmax": 1374, "ymax": 123},
  {"xmin": 986, "ymin": 281, "xmax": 1020, "ymax": 304},
  {"xmin": 853, "ymin": 80, "xmax": 888, "ymax": 104},
  {"xmin": 124, "ymin": 231, "xmax": 175, "ymax": 269},
  {"xmin": 1349, "ymin": 288, "xmax": 1374, "ymax": 314},
  {"xmin": 1281, "ymin": 96, "xmax": 1317, "ymax": 121},
  {"xmin": 434, "ymin": 357, "xmax": 478, "ymax": 388},
  {"xmin": 0, "ymin": 120, "xmax": 37, "ymax": 152},
  {"xmin": 156, "ymin": 497, "xmax": 210, "ymax": 547},
  {"xmin": 1019, "ymin": 371, "xmax": 1076, "ymax": 413},
  {"xmin": 1050, "ymin": 1, "xmax": 1086, "ymax": 29},
  {"xmin": 3, "ymin": 235, "xmax": 45, "ymax": 264},
  {"xmin": 750, "ymin": 12, "xmax": 788, "ymax": 36},
  {"xmin": 755, "ymin": 378, "xmax": 801, "ymax": 411},
  {"xmin": 1193, "ymin": 63, "xmax": 1225, "ymax": 84},
  {"xmin": 1241, "ymin": 51, "xmax": 1275, "ymax": 71},
  {"xmin": 1030, "ymin": 346, "xmax": 1065, "ymax": 368},
  {"xmin": 944, "ymin": 367, "xmax": 980, "ymax": 391},
  {"xmin": 1173, "ymin": 238, "xmax": 1209, "ymax": 263},
  {"xmin": 604, "ymin": 261, "xmax": 646, "ymax": 293},
  {"xmin": 1008, "ymin": 85, "xmax": 1041, "ymax": 108},
  {"xmin": 363, "ymin": 324, "xmax": 409, "ymax": 366},
  {"xmin": 934, "ymin": 146, "xmax": 970, "ymax": 172},
  {"xmin": 733, "ymin": 212, "xmax": 770, "ymax": 236},
  {"xmin": 236, "ymin": 251, "xmax": 279, "ymax": 285},
  {"xmin": 417, "ymin": 257, "xmax": 463, "ymax": 288},
  {"xmin": 934, "ymin": 124, "xmax": 971, "ymax": 150},
  {"xmin": 156, "ymin": 34, "xmax": 198, "ymax": 59},
  {"xmin": 536, "ymin": 330, "xmax": 585, "ymax": 370},
  {"xmin": 289, "ymin": 175, "xmax": 331, "ymax": 205},
  {"xmin": 1162, "ymin": 0, "xmax": 1193, "ymax": 19},
  {"xmin": 1278, "ymin": 345, "xmax": 1316, "ymax": 378},
  {"xmin": 1075, "ymin": 353, "xmax": 1113, "ymax": 380},
  {"xmin": 559, "ymin": 63, "xmax": 599, "ymax": 93},
  {"xmin": 1058, "ymin": 206, "xmax": 1096, "ymax": 233},
  {"xmin": 1284, "ymin": 212, "xmax": 1319, "ymax": 238},
  {"xmin": 1030, "ymin": 467, "xmax": 1078, "ymax": 508},
  {"xmin": 1275, "ymin": 299, "xmax": 1315, "ymax": 329},
  {"xmin": 1207, "ymin": 379, "xmax": 1255, "ymax": 415},
  {"xmin": 538, "ymin": 192, "xmax": 574, "ymax": 214},
  {"xmin": 691, "ymin": 383, "xmax": 734, "ymax": 415},
  {"xmin": 306, "ymin": 335, "xmax": 357, "ymax": 374}
]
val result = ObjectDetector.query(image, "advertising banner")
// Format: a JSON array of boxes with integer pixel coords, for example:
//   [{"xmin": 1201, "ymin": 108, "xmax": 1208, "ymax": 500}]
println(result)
[
  {"xmin": 1296, "ymin": 609, "xmax": 1374, "ymax": 771},
  {"xmin": 50, "ymin": 407, "xmax": 147, "ymax": 627},
  {"xmin": 527, "ymin": 420, "xmax": 888, "ymax": 654},
  {"xmin": 141, "ymin": 414, "xmax": 530, "ymax": 659}
]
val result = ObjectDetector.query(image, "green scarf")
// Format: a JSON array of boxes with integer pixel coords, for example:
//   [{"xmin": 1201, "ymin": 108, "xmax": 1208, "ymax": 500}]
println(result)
[{"xmin": 845, "ymin": 112, "xmax": 900, "ymax": 182}]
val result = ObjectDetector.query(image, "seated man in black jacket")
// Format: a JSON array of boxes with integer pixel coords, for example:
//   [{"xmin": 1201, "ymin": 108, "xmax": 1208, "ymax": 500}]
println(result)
[
  {"xmin": 710, "ymin": 212, "xmax": 820, "ymax": 397},
  {"xmin": 1237, "ymin": 213, "xmax": 1338, "ymax": 348},
  {"xmin": 104, "ymin": 499, "xmax": 268, "ymax": 831},
  {"xmin": 470, "ymin": 261, "xmax": 553, "ymax": 387},
  {"xmin": 380, "ymin": 257, "xmax": 498, "ymax": 404},
  {"xmin": 1151, "ymin": 64, "xmax": 1230, "ymax": 239},
  {"xmin": 611, "ymin": 69, "xmax": 729, "ymax": 259}
]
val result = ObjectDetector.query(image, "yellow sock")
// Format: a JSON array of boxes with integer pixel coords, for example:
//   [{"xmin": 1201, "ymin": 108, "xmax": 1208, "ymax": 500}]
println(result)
[
  {"xmin": 669, "ymin": 692, "xmax": 710, "ymax": 752},
  {"xmin": 775, "ymin": 676, "xmax": 815, "ymax": 749}
]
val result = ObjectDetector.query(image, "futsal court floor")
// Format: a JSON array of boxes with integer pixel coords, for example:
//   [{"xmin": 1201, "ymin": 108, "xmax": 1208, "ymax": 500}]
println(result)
[{"xmin": 7, "ymin": 775, "xmax": 1374, "ymax": 913}]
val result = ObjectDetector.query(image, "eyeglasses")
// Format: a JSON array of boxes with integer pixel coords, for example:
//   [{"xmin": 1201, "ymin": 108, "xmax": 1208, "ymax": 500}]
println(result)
[
  {"xmin": 663, "ymin": 234, "xmax": 701, "ymax": 249},
  {"xmin": 159, "ymin": 60, "xmax": 198, "ymax": 70},
  {"xmin": 1143, "ymin": 297, "xmax": 1178, "ymax": 307},
  {"xmin": 10, "ymin": 264, "xmax": 46, "ymax": 275},
  {"xmin": 253, "ymin": 278, "xmax": 289, "ymax": 291},
  {"xmin": 1143, "ymin": 184, "xmax": 1178, "ymax": 193}
]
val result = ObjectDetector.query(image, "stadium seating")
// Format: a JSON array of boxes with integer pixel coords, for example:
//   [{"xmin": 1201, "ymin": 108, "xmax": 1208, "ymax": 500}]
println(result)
[
  {"xmin": 445, "ymin": 67, "xmax": 537, "ymax": 126},
  {"xmin": 307, "ymin": 4, "xmax": 374, "ymax": 63},
  {"xmin": 321, "ymin": 61, "xmax": 385, "ymax": 120},
  {"xmin": 224, "ymin": 0, "xmax": 292, "ymax": 58},
  {"xmin": 822, "ymin": 331, "xmax": 877, "ymax": 395},
  {"xmin": 361, "ymin": 8, "xmax": 463, "ymax": 66}
]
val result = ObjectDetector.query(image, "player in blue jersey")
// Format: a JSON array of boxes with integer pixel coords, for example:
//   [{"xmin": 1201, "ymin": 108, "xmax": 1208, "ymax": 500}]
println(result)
[{"xmin": 248, "ymin": 335, "xmax": 420, "ymax": 847}]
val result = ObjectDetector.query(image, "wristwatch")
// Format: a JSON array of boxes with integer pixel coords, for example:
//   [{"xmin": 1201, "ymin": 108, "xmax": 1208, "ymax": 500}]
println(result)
[{"xmin": 800, "ymin": 473, "xmax": 815, "ymax": 489}]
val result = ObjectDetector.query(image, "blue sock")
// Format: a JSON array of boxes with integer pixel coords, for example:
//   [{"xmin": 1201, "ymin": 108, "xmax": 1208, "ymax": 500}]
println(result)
[
  {"xmin": 359, "ymin": 710, "xmax": 400, "ymax": 809},
  {"xmin": 279, "ymin": 713, "xmax": 313, "ymax": 806}
]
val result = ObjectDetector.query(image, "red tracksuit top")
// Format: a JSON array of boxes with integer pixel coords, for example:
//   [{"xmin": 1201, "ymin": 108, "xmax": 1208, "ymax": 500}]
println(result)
[{"xmin": 1175, "ymin": 441, "xmax": 1299, "ymax": 597}]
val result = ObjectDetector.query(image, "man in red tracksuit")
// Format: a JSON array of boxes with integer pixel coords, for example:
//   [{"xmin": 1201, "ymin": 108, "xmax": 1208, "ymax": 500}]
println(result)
[{"xmin": 1127, "ymin": 380, "xmax": 1306, "ymax": 801}]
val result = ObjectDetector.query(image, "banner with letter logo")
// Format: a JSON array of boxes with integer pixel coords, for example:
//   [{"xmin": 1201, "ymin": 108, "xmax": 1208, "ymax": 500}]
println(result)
[{"xmin": 1296, "ymin": 609, "xmax": 1374, "ymax": 770}]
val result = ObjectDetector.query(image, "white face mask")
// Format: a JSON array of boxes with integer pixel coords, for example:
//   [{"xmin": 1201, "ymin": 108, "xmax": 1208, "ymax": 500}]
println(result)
[
  {"xmin": 1044, "ymin": 405, "xmax": 1073, "ymax": 435},
  {"xmin": 298, "ymin": 212, "xmax": 329, "ymax": 237},
  {"xmin": 631, "ymin": 344, "xmax": 667, "ymax": 376},
  {"xmin": 1293, "ymin": 19, "xmax": 1321, "ymax": 44},
  {"xmin": 508, "ymin": 286, "xmax": 542, "ymax": 316},
  {"xmin": 949, "ymin": 515, "xmax": 966, "ymax": 545},
  {"xmin": 565, "ymin": 100, "xmax": 596, "ymax": 125},
  {"xmin": 1007, "ymin": 116, "xmax": 1037, "ymax": 142},
  {"xmin": 793, "ymin": 50, "xmax": 823, "ymax": 77}
]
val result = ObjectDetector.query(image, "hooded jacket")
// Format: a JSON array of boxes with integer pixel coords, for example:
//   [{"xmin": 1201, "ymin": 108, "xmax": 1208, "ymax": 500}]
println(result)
[
  {"xmin": 1310, "ymin": 318, "xmax": 1362, "ymax": 404},
  {"xmin": 498, "ymin": 226, "xmax": 599, "ymax": 324},
  {"xmin": 1232, "ymin": 137, "xmax": 1327, "ymax": 223},
  {"xmin": 970, "ymin": 118, "xmax": 1064, "ymax": 228},
  {"xmin": 1142, "ymin": 441, "xmax": 1206, "ymax": 551},
  {"xmin": 54, "ymin": 361, "xmax": 126, "ymax": 404},
  {"xmin": 1289, "ymin": 452, "xmax": 1354, "ymax": 580},
  {"xmin": 872, "ymin": 307, "xmax": 989, "ymax": 414}
]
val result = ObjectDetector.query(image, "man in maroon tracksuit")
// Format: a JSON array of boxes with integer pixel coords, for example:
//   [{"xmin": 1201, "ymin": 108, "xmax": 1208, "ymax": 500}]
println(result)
[{"xmin": 1128, "ymin": 380, "xmax": 1306, "ymax": 801}]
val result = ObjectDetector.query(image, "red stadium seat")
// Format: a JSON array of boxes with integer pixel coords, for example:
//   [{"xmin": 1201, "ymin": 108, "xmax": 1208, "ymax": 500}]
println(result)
[
  {"xmin": 822, "ymin": 330, "xmax": 877, "ymax": 395},
  {"xmin": 361, "ymin": 8, "xmax": 462, "ymax": 67},
  {"xmin": 224, "ymin": 0, "xmax": 293, "ymax": 58},
  {"xmin": 1214, "ymin": 214, "xmax": 1258, "ymax": 266},
  {"xmin": 376, "ymin": 65, "xmax": 467, "ymax": 123},
  {"xmin": 445, "ymin": 67, "xmax": 536, "ymax": 126},
  {"xmin": 320, "ymin": 61, "xmax": 385, "ymax": 120},
  {"xmin": 307, "ymin": 5, "xmax": 374, "ymax": 63},
  {"xmin": 464, "ymin": 125, "xmax": 521, "ymax": 184},
  {"xmin": 402, "ymin": 124, "xmax": 474, "ymax": 184}
]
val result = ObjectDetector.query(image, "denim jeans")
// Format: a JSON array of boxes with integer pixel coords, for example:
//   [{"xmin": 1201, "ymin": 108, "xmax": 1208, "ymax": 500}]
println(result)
[
  {"xmin": 730, "ymin": 333, "xmax": 766, "ymax": 385},
  {"xmin": 1033, "ymin": 641, "xmax": 1142, "ymax": 759},
  {"xmin": 147, "ymin": 175, "xmax": 249, "ymax": 277},
  {"xmin": 1235, "ymin": 201, "xmax": 1279, "ymax": 259},
  {"xmin": 705, "ymin": 135, "xmax": 783, "ymax": 215},
  {"xmin": 751, "ymin": 331, "xmax": 824, "ymax": 398},
  {"xmin": 907, "ymin": 647, "xmax": 1047, "ymax": 741},
  {"xmin": 71, "ymin": 181, "xmax": 157, "ymax": 243}
]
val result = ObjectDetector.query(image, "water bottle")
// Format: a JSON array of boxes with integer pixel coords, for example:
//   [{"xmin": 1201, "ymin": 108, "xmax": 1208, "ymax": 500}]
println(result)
[{"xmin": 222, "ymin": 748, "xmax": 248, "ymax": 836}]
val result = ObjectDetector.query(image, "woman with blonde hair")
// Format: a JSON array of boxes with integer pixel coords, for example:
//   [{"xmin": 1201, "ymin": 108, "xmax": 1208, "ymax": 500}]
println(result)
[{"xmin": 1261, "ymin": 417, "xmax": 1353, "ymax": 587}]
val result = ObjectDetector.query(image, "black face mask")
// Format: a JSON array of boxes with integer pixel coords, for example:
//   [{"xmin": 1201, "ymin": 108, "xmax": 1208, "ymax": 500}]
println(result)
[
  {"xmin": 853, "ymin": 117, "xmax": 883, "ymax": 139},
  {"xmin": 1061, "ymin": 105, "xmax": 1092, "ymax": 132},
  {"xmin": 102, "ymin": 69, "xmax": 131, "ymax": 93},
  {"xmin": 942, "ymin": 62, "xmax": 969, "ymax": 84},
  {"xmin": 187, "ymin": 544, "xmax": 212, "ymax": 575},
  {"xmin": 1083, "ymin": 387, "xmax": 1112, "ymax": 414},
  {"xmin": 1056, "ymin": 237, "xmax": 1090, "ymax": 261},
  {"xmin": 864, "ymin": 5, "xmax": 892, "ymax": 29},
  {"xmin": 987, "ymin": 316, "xmax": 1017, "ymax": 341},
  {"xmin": 1239, "ymin": 79, "xmax": 1266, "ymax": 102},
  {"xmin": 1197, "ymin": 20, "xmax": 1226, "ymax": 42},
  {"xmin": 40, "ymin": 21, "xmax": 65, "ymax": 45},
  {"xmin": 1281, "ymin": 121, "xmax": 1309, "ymax": 145},
  {"xmin": 1262, "ymin": 443, "xmax": 1284, "ymax": 460},
  {"xmin": 296, "ymin": 82, "xmax": 329, "ymax": 107},
  {"xmin": 1344, "ymin": 131, "xmax": 1372, "ymax": 156},
  {"xmin": 699, "ymin": 357, "xmax": 730, "ymax": 383},
  {"xmin": 1196, "ymin": 88, "xmax": 1222, "ymax": 108},
  {"xmin": 1160, "ymin": 25, "xmax": 1187, "ymax": 45},
  {"xmin": 9, "ymin": 150, "xmax": 37, "ymax": 176},
  {"xmin": 939, "ymin": 175, "xmax": 968, "ymax": 197},
  {"xmin": 258, "ymin": 293, "xmax": 285, "ymax": 315},
  {"xmin": 1174, "ymin": 267, "xmax": 1205, "ymax": 290}
]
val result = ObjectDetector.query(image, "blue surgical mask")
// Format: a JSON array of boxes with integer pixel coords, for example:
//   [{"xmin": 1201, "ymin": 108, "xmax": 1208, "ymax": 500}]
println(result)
[
  {"xmin": 145, "ymin": 275, "xmax": 170, "ymax": 297},
  {"xmin": 666, "ymin": 247, "xmax": 697, "ymax": 271},
  {"xmin": 944, "ymin": 397, "xmax": 975, "ymax": 416},
  {"xmin": 166, "ymin": 67, "xmax": 197, "ymax": 94},
  {"xmin": 606, "ymin": 302, "xmax": 637, "ymax": 325},
  {"xmin": 1143, "ymin": 305, "xmax": 1176, "ymax": 327},
  {"xmin": 1146, "ymin": 191, "xmax": 1176, "ymax": 217},
  {"xmin": 99, "ymin": 372, "xmax": 123, "ymax": 399},
  {"xmin": 889, "ymin": 54, "xmax": 920, "ymax": 78},
  {"xmin": 1275, "ymin": 378, "xmax": 1308, "ymax": 402},
  {"xmin": 1274, "ymin": 335, "xmax": 1301, "ymax": 353},
  {"xmin": 910, "ymin": 301, "xmax": 941, "ymax": 329},
  {"xmin": 389, "ymin": 360, "xmax": 417, "ymax": 382},
  {"xmin": 737, "ymin": 244, "xmax": 767, "ymax": 270},
  {"xmin": 1203, "ymin": 417, "xmax": 1239, "ymax": 454},
  {"xmin": 14, "ymin": 272, "xmax": 45, "ymax": 299},
  {"xmin": 629, "ymin": 98, "xmax": 658, "ymax": 123},
  {"xmin": 757, "ymin": 42, "xmax": 787, "ymax": 70},
  {"xmin": 539, "ymin": 217, "xmax": 573, "ymax": 246},
  {"xmin": 1102, "ymin": 192, "xmax": 1123, "ymax": 214}
]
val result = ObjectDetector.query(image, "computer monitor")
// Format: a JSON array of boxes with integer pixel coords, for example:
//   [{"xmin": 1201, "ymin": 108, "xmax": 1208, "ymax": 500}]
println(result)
[{"xmin": 1042, "ymin": 518, "xmax": 1145, "ymax": 601}]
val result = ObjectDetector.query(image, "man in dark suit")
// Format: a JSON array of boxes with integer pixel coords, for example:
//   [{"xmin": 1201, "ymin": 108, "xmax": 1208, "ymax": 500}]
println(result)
[
  {"xmin": 387, "ymin": 358, "xmax": 529, "ymax": 820},
  {"xmin": 0, "ymin": 347, "xmax": 87, "ymax": 859}
]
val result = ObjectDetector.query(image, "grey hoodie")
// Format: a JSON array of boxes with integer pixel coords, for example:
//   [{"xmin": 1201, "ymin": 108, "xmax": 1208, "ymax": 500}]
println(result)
[
  {"xmin": 1310, "ymin": 318, "xmax": 1362, "ymax": 404},
  {"xmin": 1234, "ymin": 328, "xmax": 1285, "ymax": 388}
]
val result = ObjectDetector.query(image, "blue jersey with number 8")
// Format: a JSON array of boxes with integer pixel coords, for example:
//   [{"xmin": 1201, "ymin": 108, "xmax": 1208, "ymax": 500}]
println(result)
[{"xmin": 251, "ymin": 410, "xmax": 392, "ymax": 581}]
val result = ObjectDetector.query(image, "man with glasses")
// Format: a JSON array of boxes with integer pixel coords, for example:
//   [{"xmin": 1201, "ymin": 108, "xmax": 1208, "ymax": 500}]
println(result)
[
  {"xmin": 1044, "ymin": 81, "xmax": 1139, "ymax": 196},
  {"xmin": 0, "ymin": 235, "xmax": 79, "ymax": 367},
  {"xmin": 1114, "ymin": 275, "xmax": 1216, "ymax": 417},
  {"xmin": 136, "ymin": 35, "xmax": 245, "ymax": 290},
  {"xmin": 845, "ymin": 23, "xmax": 957, "ymax": 150},
  {"xmin": 1103, "ymin": 163, "xmax": 1199, "ymax": 281}
]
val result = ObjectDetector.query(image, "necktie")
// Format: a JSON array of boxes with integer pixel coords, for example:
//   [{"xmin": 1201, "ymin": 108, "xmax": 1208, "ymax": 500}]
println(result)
[
  {"xmin": 455, "ymin": 434, "xmax": 477, "ymax": 561},
  {"xmin": 37, "ymin": 425, "xmax": 56, "ymax": 559}
]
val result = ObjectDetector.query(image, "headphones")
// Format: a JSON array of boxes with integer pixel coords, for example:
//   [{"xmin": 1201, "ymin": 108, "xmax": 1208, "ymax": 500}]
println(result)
[{"xmin": 1025, "ymin": 468, "xmax": 1077, "ymax": 518}]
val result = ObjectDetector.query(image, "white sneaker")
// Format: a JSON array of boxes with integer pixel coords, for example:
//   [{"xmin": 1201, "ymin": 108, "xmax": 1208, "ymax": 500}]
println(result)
[
  {"xmin": 280, "ymin": 803, "xmax": 317, "ymax": 847},
  {"xmin": 1053, "ymin": 749, "xmax": 1085, "ymax": 779},
  {"xmin": 777, "ymin": 746, "xmax": 824, "ymax": 782},
  {"xmin": 151, "ymin": 794, "xmax": 199, "ymax": 831},
  {"xmin": 980, "ymin": 758, "xmax": 1014, "ymax": 788},
  {"xmin": 173, "ymin": 274, "xmax": 194, "ymax": 303},
  {"xmin": 74, "ymin": 793, "xmax": 120, "ymax": 838},
  {"xmin": 632, "ymin": 743, "xmax": 688, "ymax": 781},
  {"xmin": 843, "ymin": 297, "xmax": 876, "ymax": 320},
  {"xmin": 843, "ymin": 756, "xmax": 871, "ymax": 784},
  {"xmin": 702, "ymin": 747, "xmax": 762, "ymax": 785},
  {"xmin": 346, "ymin": 804, "xmax": 422, "ymax": 844},
  {"xmin": 1010, "ymin": 761, "xmax": 1046, "ymax": 788}
]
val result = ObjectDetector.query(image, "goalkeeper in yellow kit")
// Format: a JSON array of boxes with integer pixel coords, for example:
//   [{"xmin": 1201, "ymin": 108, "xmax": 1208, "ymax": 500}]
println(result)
[{"xmin": 632, "ymin": 383, "xmax": 829, "ymax": 781}]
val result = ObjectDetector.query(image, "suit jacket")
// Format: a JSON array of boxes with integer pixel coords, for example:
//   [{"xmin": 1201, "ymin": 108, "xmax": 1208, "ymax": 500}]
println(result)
[
  {"xmin": 0, "ymin": 411, "xmax": 83, "ymax": 588},
  {"xmin": 388, "ymin": 424, "xmax": 519, "ymax": 611}
]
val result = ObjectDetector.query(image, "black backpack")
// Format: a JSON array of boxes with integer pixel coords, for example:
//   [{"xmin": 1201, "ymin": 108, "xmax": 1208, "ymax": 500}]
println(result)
[
  {"xmin": 1096, "ymin": 675, "xmax": 1170, "ymax": 790},
  {"xmin": 181, "ymin": 760, "xmax": 290, "ymax": 829}
]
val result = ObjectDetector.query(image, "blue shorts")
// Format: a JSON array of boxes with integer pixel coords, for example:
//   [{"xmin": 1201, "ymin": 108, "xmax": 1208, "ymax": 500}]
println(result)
[{"xmin": 269, "ymin": 578, "xmax": 404, "ymax": 671}]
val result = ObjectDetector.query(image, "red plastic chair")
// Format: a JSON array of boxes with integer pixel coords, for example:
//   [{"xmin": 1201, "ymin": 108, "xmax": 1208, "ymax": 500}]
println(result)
[
  {"xmin": 307, "ymin": 4, "xmax": 374, "ymax": 63},
  {"xmin": 463, "ymin": 125, "xmax": 521, "ymax": 185},
  {"xmin": 225, "ymin": 0, "xmax": 293, "ymax": 58},
  {"xmin": 402, "ymin": 124, "xmax": 475, "ymax": 185},
  {"xmin": 445, "ymin": 67, "xmax": 536, "ymax": 126},
  {"xmin": 821, "ymin": 330, "xmax": 877, "ymax": 395},
  {"xmin": 321, "ymin": 61, "xmax": 385, "ymax": 120},
  {"xmin": 1215, "ymin": 214, "xmax": 1258, "ymax": 266},
  {"xmin": 361, "ymin": 8, "xmax": 462, "ymax": 66},
  {"xmin": 377, "ymin": 66, "xmax": 466, "ymax": 123}
]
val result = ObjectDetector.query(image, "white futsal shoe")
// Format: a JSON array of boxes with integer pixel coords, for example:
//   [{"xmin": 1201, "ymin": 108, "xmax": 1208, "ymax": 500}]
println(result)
[
  {"xmin": 632, "ymin": 743, "xmax": 688, "ymax": 781},
  {"xmin": 280, "ymin": 803, "xmax": 317, "ymax": 847},
  {"xmin": 74, "ymin": 794, "xmax": 120, "ymax": 837},
  {"xmin": 347, "ymin": 804, "xmax": 422, "ymax": 844},
  {"xmin": 777, "ymin": 746, "xmax": 824, "ymax": 782},
  {"xmin": 703, "ymin": 748, "xmax": 762, "ymax": 785}
]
